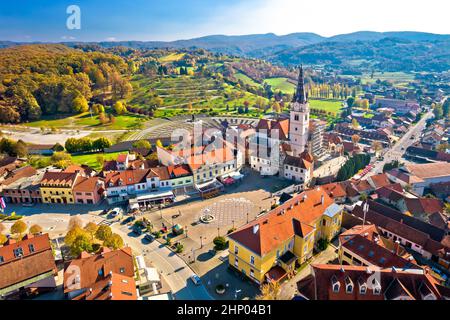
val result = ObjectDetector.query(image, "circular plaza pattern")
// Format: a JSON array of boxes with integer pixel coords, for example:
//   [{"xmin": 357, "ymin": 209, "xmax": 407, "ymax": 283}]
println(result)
[{"xmin": 197, "ymin": 198, "xmax": 255, "ymax": 227}]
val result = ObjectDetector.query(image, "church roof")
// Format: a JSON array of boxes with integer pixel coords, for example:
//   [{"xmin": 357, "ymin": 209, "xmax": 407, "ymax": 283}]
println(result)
[{"xmin": 293, "ymin": 65, "xmax": 307, "ymax": 104}]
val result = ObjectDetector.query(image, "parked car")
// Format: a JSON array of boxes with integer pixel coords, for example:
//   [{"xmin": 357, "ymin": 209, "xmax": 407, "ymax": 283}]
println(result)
[
  {"xmin": 190, "ymin": 274, "xmax": 202, "ymax": 286},
  {"xmin": 144, "ymin": 233, "xmax": 155, "ymax": 242},
  {"xmin": 121, "ymin": 216, "xmax": 135, "ymax": 225}
]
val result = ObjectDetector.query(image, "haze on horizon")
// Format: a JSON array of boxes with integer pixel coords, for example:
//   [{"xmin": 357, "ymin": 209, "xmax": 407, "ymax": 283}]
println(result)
[{"xmin": 1, "ymin": 0, "xmax": 449, "ymax": 42}]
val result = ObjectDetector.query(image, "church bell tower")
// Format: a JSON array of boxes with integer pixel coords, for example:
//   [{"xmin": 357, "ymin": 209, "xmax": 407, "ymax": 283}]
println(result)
[{"xmin": 289, "ymin": 65, "xmax": 310, "ymax": 156}]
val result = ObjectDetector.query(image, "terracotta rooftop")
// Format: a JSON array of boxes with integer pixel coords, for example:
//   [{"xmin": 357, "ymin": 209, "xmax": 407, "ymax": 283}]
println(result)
[
  {"xmin": 297, "ymin": 264, "xmax": 448, "ymax": 300},
  {"xmin": 404, "ymin": 162, "xmax": 450, "ymax": 180},
  {"xmin": 0, "ymin": 234, "xmax": 57, "ymax": 290},
  {"xmin": 228, "ymin": 188, "xmax": 339, "ymax": 256},
  {"xmin": 40, "ymin": 171, "xmax": 79, "ymax": 187}
]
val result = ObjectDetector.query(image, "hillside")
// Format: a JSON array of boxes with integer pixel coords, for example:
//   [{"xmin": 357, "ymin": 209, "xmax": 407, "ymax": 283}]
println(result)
[{"xmin": 269, "ymin": 37, "xmax": 450, "ymax": 72}]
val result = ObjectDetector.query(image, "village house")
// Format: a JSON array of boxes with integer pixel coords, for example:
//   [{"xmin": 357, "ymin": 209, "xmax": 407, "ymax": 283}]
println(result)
[
  {"xmin": 282, "ymin": 152, "xmax": 314, "ymax": 189},
  {"xmin": 0, "ymin": 166, "xmax": 43, "ymax": 204},
  {"xmin": 0, "ymin": 234, "xmax": 58, "ymax": 299},
  {"xmin": 338, "ymin": 224, "xmax": 418, "ymax": 269},
  {"xmin": 227, "ymin": 188, "xmax": 343, "ymax": 285},
  {"xmin": 63, "ymin": 247, "xmax": 138, "ymax": 300},
  {"xmin": 39, "ymin": 171, "xmax": 82, "ymax": 204},
  {"xmin": 386, "ymin": 162, "xmax": 450, "ymax": 196},
  {"xmin": 350, "ymin": 201, "xmax": 450, "ymax": 270},
  {"xmin": 296, "ymin": 264, "xmax": 450, "ymax": 300},
  {"xmin": 73, "ymin": 176, "xmax": 105, "ymax": 204}
]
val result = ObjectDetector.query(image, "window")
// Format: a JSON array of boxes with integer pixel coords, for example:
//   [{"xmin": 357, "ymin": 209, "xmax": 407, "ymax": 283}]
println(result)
[
  {"xmin": 28, "ymin": 244, "xmax": 35, "ymax": 253},
  {"xmin": 119, "ymin": 267, "xmax": 125, "ymax": 273},
  {"xmin": 331, "ymin": 276, "xmax": 340, "ymax": 293},
  {"xmin": 234, "ymin": 258, "xmax": 238, "ymax": 268},
  {"xmin": 13, "ymin": 247, "xmax": 24, "ymax": 258},
  {"xmin": 234, "ymin": 246, "xmax": 239, "ymax": 255},
  {"xmin": 250, "ymin": 256, "xmax": 255, "ymax": 265},
  {"xmin": 250, "ymin": 269, "xmax": 255, "ymax": 278},
  {"xmin": 360, "ymin": 284, "xmax": 367, "ymax": 295},
  {"xmin": 345, "ymin": 277, "xmax": 353, "ymax": 293},
  {"xmin": 0, "ymin": 256, "xmax": 4, "ymax": 263}
]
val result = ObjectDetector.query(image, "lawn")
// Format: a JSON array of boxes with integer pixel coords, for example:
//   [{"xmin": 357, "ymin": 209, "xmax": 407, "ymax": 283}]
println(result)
[
  {"xmin": 25, "ymin": 112, "xmax": 148, "ymax": 130},
  {"xmin": 309, "ymin": 99, "xmax": 343, "ymax": 115},
  {"xmin": 71, "ymin": 151, "xmax": 124, "ymax": 171},
  {"xmin": 263, "ymin": 77, "xmax": 295, "ymax": 94},
  {"xmin": 159, "ymin": 53, "xmax": 186, "ymax": 63},
  {"xmin": 235, "ymin": 72, "xmax": 261, "ymax": 88}
]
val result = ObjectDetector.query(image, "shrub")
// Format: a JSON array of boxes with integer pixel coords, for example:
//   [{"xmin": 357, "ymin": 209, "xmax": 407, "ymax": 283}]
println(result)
[
  {"xmin": 176, "ymin": 243, "xmax": 184, "ymax": 253},
  {"xmin": 213, "ymin": 236, "xmax": 227, "ymax": 250}
]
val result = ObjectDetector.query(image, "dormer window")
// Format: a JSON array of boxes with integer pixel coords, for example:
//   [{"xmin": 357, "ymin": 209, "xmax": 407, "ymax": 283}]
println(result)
[
  {"xmin": 372, "ymin": 279, "xmax": 381, "ymax": 295},
  {"xmin": 28, "ymin": 244, "xmax": 35, "ymax": 253},
  {"xmin": 345, "ymin": 276, "xmax": 354, "ymax": 293},
  {"xmin": 331, "ymin": 275, "xmax": 340, "ymax": 293},
  {"xmin": 13, "ymin": 247, "xmax": 24, "ymax": 258}
]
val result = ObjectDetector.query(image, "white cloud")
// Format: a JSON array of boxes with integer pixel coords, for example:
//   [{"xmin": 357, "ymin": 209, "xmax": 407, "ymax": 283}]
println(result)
[
  {"xmin": 105, "ymin": 37, "xmax": 117, "ymax": 41},
  {"xmin": 192, "ymin": 0, "xmax": 450, "ymax": 37},
  {"xmin": 61, "ymin": 35, "xmax": 76, "ymax": 40}
]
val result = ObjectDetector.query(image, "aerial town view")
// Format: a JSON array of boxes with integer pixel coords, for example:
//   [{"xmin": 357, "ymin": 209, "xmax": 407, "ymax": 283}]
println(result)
[{"xmin": 0, "ymin": 0, "xmax": 449, "ymax": 314}]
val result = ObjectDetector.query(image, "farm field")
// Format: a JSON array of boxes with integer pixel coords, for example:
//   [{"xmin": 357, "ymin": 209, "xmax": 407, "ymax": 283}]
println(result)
[
  {"xmin": 159, "ymin": 52, "xmax": 185, "ymax": 63},
  {"xmin": 235, "ymin": 72, "xmax": 261, "ymax": 88},
  {"xmin": 309, "ymin": 99, "xmax": 343, "ymax": 115},
  {"xmin": 71, "ymin": 151, "xmax": 124, "ymax": 171},
  {"xmin": 263, "ymin": 77, "xmax": 295, "ymax": 94}
]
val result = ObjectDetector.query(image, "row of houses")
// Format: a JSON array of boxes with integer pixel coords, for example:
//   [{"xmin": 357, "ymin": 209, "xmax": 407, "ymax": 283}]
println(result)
[{"xmin": 0, "ymin": 233, "xmax": 167, "ymax": 300}]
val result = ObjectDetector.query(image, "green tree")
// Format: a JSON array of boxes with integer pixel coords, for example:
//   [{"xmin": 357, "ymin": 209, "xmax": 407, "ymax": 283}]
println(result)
[
  {"xmin": 213, "ymin": 236, "xmax": 227, "ymax": 250},
  {"xmin": 84, "ymin": 222, "xmax": 99, "ymax": 240},
  {"xmin": 70, "ymin": 233, "xmax": 93, "ymax": 256},
  {"xmin": 132, "ymin": 140, "xmax": 151, "ymax": 149},
  {"xmin": 72, "ymin": 95, "xmax": 89, "ymax": 113},
  {"xmin": 113, "ymin": 101, "xmax": 127, "ymax": 115},
  {"xmin": 103, "ymin": 233, "xmax": 124, "ymax": 250},
  {"xmin": 95, "ymin": 225, "xmax": 113, "ymax": 241},
  {"xmin": 93, "ymin": 137, "xmax": 111, "ymax": 151}
]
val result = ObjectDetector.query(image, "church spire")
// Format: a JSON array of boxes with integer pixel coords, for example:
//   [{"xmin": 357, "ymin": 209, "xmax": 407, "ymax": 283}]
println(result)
[{"xmin": 293, "ymin": 65, "xmax": 307, "ymax": 104}]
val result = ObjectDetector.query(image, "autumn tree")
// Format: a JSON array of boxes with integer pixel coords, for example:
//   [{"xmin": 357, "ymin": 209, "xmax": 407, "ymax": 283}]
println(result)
[
  {"xmin": 72, "ymin": 95, "xmax": 89, "ymax": 113},
  {"xmin": 29, "ymin": 224, "xmax": 43, "ymax": 235},
  {"xmin": 84, "ymin": 222, "xmax": 98, "ymax": 241},
  {"xmin": 351, "ymin": 134, "xmax": 361, "ymax": 144},
  {"xmin": 95, "ymin": 225, "xmax": 113, "ymax": 241},
  {"xmin": 351, "ymin": 118, "xmax": 360, "ymax": 129},
  {"xmin": 10, "ymin": 220, "xmax": 27, "ymax": 239},
  {"xmin": 103, "ymin": 233, "xmax": 124, "ymax": 250},
  {"xmin": 132, "ymin": 140, "xmax": 151, "ymax": 149},
  {"xmin": 256, "ymin": 281, "xmax": 281, "ymax": 300},
  {"xmin": 113, "ymin": 101, "xmax": 127, "ymax": 115},
  {"xmin": 68, "ymin": 216, "xmax": 84, "ymax": 230},
  {"xmin": 0, "ymin": 234, "xmax": 7, "ymax": 245}
]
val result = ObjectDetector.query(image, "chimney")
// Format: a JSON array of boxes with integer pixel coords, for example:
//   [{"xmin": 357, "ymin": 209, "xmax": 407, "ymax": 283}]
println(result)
[
  {"xmin": 253, "ymin": 224, "xmax": 259, "ymax": 234},
  {"xmin": 363, "ymin": 232, "xmax": 369, "ymax": 238},
  {"xmin": 321, "ymin": 195, "xmax": 324, "ymax": 205}
]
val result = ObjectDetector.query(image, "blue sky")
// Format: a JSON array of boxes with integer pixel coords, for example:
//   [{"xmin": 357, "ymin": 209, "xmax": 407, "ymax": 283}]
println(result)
[{"xmin": 1, "ymin": 0, "xmax": 449, "ymax": 42}]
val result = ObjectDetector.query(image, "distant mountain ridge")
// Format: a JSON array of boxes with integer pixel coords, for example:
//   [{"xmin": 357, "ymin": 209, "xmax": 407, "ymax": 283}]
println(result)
[{"xmin": 1, "ymin": 31, "xmax": 449, "ymax": 57}]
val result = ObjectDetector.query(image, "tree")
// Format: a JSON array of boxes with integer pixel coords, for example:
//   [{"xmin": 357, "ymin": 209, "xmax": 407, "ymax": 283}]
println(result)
[
  {"xmin": 52, "ymin": 142, "xmax": 65, "ymax": 152},
  {"xmin": 72, "ymin": 95, "xmax": 89, "ymax": 113},
  {"xmin": 95, "ymin": 225, "xmax": 112, "ymax": 241},
  {"xmin": 351, "ymin": 134, "xmax": 361, "ymax": 144},
  {"xmin": 68, "ymin": 216, "xmax": 83, "ymax": 230},
  {"xmin": 84, "ymin": 222, "xmax": 98, "ymax": 240},
  {"xmin": 10, "ymin": 220, "xmax": 27, "ymax": 239},
  {"xmin": 132, "ymin": 140, "xmax": 151, "ymax": 149},
  {"xmin": 92, "ymin": 103, "xmax": 105, "ymax": 115},
  {"xmin": 93, "ymin": 137, "xmax": 111, "ymax": 151},
  {"xmin": 371, "ymin": 141, "xmax": 383, "ymax": 153},
  {"xmin": 213, "ymin": 236, "xmax": 227, "ymax": 250},
  {"xmin": 70, "ymin": 233, "xmax": 93, "ymax": 256},
  {"xmin": 351, "ymin": 118, "xmax": 359, "ymax": 129},
  {"xmin": 113, "ymin": 101, "xmax": 126, "ymax": 115},
  {"xmin": 29, "ymin": 224, "xmax": 43, "ymax": 235},
  {"xmin": 433, "ymin": 103, "xmax": 444, "ymax": 120},
  {"xmin": 256, "ymin": 281, "xmax": 280, "ymax": 300},
  {"xmin": 0, "ymin": 234, "xmax": 7, "ymax": 245},
  {"xmin": 155, "ymin": 139, "xmax": 163, "ymax": 148},
  {"xmin": 103, "ymin": 233, "xmax": 124, "ymax": 250},
  {"xmin": 50, "ymin": 151, "xmax": 72, "ymax": 168},
  {"xmin": 13, "ymin": 140, "xmax": 28, "ymax": 157}
]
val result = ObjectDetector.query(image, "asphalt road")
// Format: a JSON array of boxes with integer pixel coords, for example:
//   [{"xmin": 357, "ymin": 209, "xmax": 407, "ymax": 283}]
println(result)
[
  {"xmin": 369, "ymin": 110, "xmax": 433, "ymax": 176},
  {"xmin": 112, "ymin": 223, "xmax": 213, "ymax": 300}
]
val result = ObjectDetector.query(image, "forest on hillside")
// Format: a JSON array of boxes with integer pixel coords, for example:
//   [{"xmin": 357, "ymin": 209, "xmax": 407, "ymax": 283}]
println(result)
[{"xmin": 0, "ymin": 44, "xmax": 132, "ymax": 123}]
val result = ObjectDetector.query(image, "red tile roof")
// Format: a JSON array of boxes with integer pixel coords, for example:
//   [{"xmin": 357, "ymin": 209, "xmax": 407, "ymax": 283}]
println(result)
[
  {"xmin": 0, "ymin": 234, "xmax": 57, "ymax": 290},
  {"xmin": 228, "ymin": 188, "xmax": 337, "ymax": 256},
  {"xmin": 297, "ymin": 264, "xmax": 448, "ymax": 300},
  {"xmin": 73, "ymin": 176, "xmax": 104, "ymax": 193},
  {"xmin": 40, "ymin": 171, "xmax": 79, "ymax": 187},
  {"xmin": 63, "ymin": 247, "xmax": 136, "ymax": 300}
]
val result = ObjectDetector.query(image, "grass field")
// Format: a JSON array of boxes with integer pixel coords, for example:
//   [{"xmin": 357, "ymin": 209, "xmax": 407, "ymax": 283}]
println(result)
[
  {"xmin": 235, "ymin": 72, "xmax": 261, "ymax": 88},
  {"xmin": 263, "ymin": 77, "xmax": 295, "ymax": 94},
  {"xmin": 309, "ymin": 99, "xmax": 343, "ymax": 115},
  {"xmin": 25, "ymin": 111, "xmax": 148, "ymax": 130},
  {"xmin": 159, "ymin": 53, "xmax": 185, "ymax": 63},
  {"xmin": 71, "ymin": 151, "xmax": 123, "ymax": 171}
]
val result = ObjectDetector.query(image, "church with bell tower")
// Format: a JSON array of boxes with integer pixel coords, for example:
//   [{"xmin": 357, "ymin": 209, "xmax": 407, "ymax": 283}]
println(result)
[{"xmin": 289, "ymin": 65, "xmax": 310, "ymax": 157}]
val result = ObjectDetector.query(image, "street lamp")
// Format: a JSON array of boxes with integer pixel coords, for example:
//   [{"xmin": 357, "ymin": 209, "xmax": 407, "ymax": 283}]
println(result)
[
  {"xmin": 200, "ymin": 235, "xmax": 203, "ymax": 249},
  {"xmin": 217, "ymin": 227, "xmax": 220, "ymax": 237}
]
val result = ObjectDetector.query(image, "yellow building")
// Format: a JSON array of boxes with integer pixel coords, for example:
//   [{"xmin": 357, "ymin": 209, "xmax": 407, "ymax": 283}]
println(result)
[
  {"xmin": 228, "ymin": 188, "xmax": 342, "ymax": 284},
  {"xmin": 40, "ymin": 171, "xmax": 80, "ymax": 204}
]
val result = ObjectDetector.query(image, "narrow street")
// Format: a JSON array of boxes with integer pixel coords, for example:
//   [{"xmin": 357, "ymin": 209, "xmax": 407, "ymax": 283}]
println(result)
[
  {"xmin": 369, "ymin": 110, "xmax": 433, "ymax": 176},
  {"xmin": 112, "ymin": 223, "xmax": 213, "ymax": 300}
]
